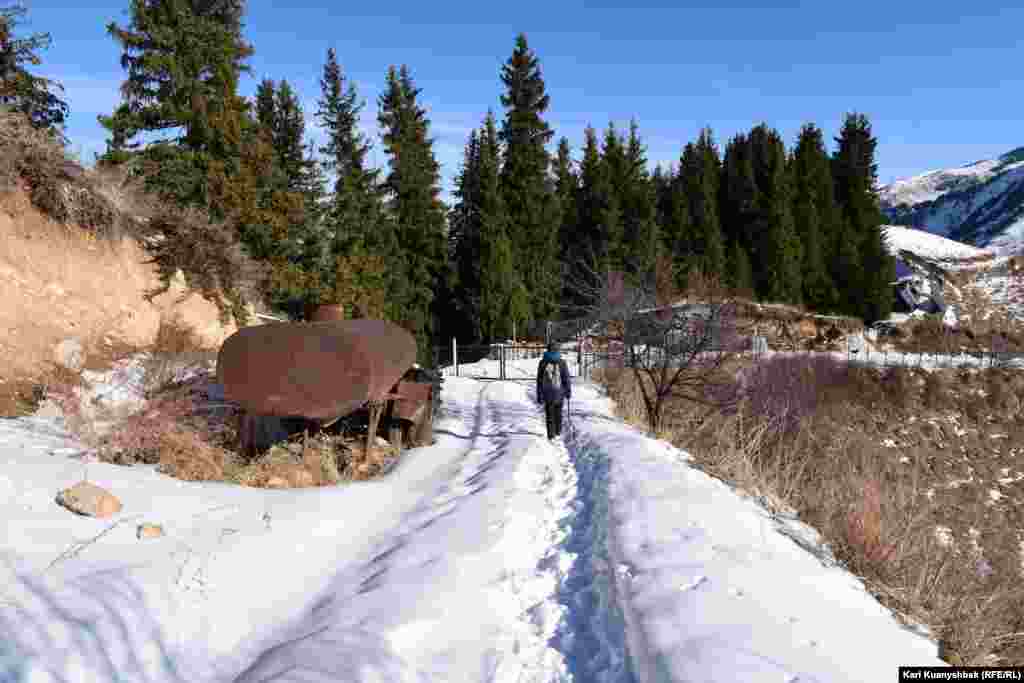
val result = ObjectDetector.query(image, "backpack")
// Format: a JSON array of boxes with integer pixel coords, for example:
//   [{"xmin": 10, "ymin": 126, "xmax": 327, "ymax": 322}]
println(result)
[{"xmin": 544, "ymin": 360, "xmax": 562, "ymax": 392}]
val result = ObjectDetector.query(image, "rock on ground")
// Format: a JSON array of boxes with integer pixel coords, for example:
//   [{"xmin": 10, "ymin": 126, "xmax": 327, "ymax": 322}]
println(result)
[{"xmin": 55, "ymin": 481, "xmax": 122, "ymax": 518}]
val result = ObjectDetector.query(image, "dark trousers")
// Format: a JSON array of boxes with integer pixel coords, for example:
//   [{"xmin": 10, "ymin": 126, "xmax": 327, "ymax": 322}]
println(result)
[{"xmin": 544, "ymin": 399, "xmax": 564, "ymax": 439}]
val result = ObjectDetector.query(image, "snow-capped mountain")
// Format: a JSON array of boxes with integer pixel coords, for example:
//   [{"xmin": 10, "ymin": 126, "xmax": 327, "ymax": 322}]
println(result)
[{"xmin": 879, "ymin": 147, "xmax": 1024, "ymax": 256}]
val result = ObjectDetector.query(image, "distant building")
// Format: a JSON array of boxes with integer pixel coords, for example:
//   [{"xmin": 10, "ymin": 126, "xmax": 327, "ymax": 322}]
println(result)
[{"xmin": 891, "ymin": 259, "xmax": 946, "ymax": 315}]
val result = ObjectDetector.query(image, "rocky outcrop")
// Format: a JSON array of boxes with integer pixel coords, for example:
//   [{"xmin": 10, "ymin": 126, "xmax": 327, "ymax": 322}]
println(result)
[{"xmin": 0, "ymin": 186, "xmax": 250, "ymax": 382}]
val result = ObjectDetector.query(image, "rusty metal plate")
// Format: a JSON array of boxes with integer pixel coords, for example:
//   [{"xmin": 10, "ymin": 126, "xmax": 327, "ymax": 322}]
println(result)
[
  {"xmin": 391, "ymin": 381, "xmax": 432, "ymax": 421},
  {"xmin": 216, "ymin": 319, "xmax": 417, "ymax": 419}
]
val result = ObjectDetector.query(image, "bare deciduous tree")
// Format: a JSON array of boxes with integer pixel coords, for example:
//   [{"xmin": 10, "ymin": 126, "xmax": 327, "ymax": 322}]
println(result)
[{"xmin": 566, "ymin": 251, "xmax": 745, "ymax": 435}]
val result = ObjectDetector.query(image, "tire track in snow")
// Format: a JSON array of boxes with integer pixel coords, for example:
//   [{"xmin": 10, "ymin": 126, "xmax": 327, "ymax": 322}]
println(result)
[{"xmin": 229, "ymin": 384, "xmax": 498, "ymax": 683}]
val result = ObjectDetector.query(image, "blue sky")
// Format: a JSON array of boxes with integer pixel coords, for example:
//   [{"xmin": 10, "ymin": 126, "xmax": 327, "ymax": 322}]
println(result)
[{"xmin": 24, "ymin": 0, "xmax": 1024, "ymax": 202}]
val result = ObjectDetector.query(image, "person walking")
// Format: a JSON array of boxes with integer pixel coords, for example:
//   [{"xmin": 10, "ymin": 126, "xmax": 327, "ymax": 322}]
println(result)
[{"xmin": 536, "ymin": 341, "xmax": 572, "ymax": 440}]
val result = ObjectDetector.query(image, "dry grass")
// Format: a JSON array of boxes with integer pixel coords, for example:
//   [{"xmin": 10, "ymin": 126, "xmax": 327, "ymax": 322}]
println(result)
[
  {"xmin": 155, "ymin": 428, "xmax": 227, "ymax": 482},
  {"xmin": 0, "ymin": 112, "xmax": 117, "ymax": 238},
  {"xmin": 597, "ymin": 354, "xmax": 1024, "ymax": 665}
]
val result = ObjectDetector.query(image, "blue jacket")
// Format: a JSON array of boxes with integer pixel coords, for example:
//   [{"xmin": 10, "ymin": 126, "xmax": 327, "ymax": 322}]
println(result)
[{"xmin": 536, "ymin": 351, "xmax": 571, "ymax": 403}]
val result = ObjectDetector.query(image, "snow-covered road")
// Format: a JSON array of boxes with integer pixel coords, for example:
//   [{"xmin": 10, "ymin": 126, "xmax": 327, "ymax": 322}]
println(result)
[{"xmin": 0, "ymin": 357, "xmax": 947, "ymax": 681}]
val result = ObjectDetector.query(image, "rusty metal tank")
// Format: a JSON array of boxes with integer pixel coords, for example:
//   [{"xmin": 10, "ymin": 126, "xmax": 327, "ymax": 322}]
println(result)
[
  {"xmin": 310, "ymin": 304, "xmax": 346, "ymax": 322},
  {"xmin": 216, "ymin": 319, "xmax": 417, "ymax": 419}
]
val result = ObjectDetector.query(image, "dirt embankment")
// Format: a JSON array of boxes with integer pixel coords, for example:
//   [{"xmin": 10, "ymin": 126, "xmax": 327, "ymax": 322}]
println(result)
[{"xmin": 0, "ymin": 182, "xmax": 240, "ymax": 383}]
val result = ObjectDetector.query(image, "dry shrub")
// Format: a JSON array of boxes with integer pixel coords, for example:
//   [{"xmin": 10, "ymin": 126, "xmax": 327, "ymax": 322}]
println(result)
[
  {"xmin": 0, "ymin": 377, "xmax": 47, "ymax": 417},
  {"xmin": 342, "ymin": 441, "xmax": 400, "ymax": 481},
  {"xmin": 140, "ymin": 318, "xmax": 215, "ymax": 397},
  {"xmin": 223, "ymin": 432, "xmax": 354, "ymax": 489},
  {"xmin": 843, "ymin": 479, "xmax": 899, "ymax": 573},
  {"xmin": 33, "ymin": 360, "xmax": 90, "ymax": 437},
  {"xmin": 156, "ymin": 428, "xmax": 226, "ymax": 482},
  {"xmin": 96, "ymin": 393, "xmax": 195, "ymax": 465},
  {"xmin": 0, "ymin": 112, "xmax": 117, "ymax": 237},
  {"xmin": 138, "ymin": 203, "xmax": 267, "ymax": 327},
  {"xmin": 923, "ymin": 370, "xmax": 951, "ymax": 410},
  {"xmin": 592, "ymin": 365, "xmax": 648, "ymax": 430},
  {"xmin": 740, "ymin": 354, "xmax": 851, "ymax": 437},
  {"xmin": 880, "ymin": 367, "xmax": 917, "ymax": 412}
]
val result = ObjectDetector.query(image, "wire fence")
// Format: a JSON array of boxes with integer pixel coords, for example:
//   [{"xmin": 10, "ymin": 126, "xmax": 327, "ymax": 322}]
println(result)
[{"xmin": 432, "ymin": 340, "xmax": 1024, "ymax": 382}]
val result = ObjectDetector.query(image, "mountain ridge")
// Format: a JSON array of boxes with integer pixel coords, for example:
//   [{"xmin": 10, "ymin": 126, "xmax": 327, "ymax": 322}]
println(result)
[{"xmin": 879, "ymin": 147, "xmax": 1024, "ymax": 256}]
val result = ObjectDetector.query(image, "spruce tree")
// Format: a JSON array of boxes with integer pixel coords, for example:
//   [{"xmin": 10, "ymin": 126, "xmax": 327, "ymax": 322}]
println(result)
[
  {"xmin": 576, "ymin": 126, "xmax": 604, "ymax": 259},
  {"xmin": 727, "ymin": 238, "xmax": 754, "ymax": 295},
  {"xmin": 499, "ymin": 33, "xmax": 560, "ymax": 320},
  {"xmin": 315, "ymin": 47, "xmax": 388, "ymax": 314},
  {"xmin": 678, "ymin": 129, "xmax": 725, "ymax": 281},
  {"xmin": 553, "ymin": 136, "xmax": 579, "ymax": 308},
  {"xmin": 790, "ymin": 123, "xmax": 838, "ymax": 311},
  {"xmin": 100, "ymin": 0, "xmax": 254, "ymax": 208},
  {"xmin": 450, "ymin": 128, "xmax": 484, "ymax": 341},
  {"xmin": 101, "ymin": 0, "xmax": 253, "ymax": 157},
  {"xmin": 600, "ymin": 123, "xmax": 628, "ymax": 269},
  {"xmin": 245, "ymin": 76, "xmax": 326, "ymax": 316},
  {"xmin": 0, "ymin": 3, "xmax": 67, "ymax": 136},
  {"xmin": 720, "ymin": 133, "xmax": 759, "ymax": 259},
  {"xmin": 478, "ymin": 111, "xmax": 526, "ymax": 341},
  {"xmin": 569, "ymin": 125, "xmax": 610, "ymax": 310},
  {"xmin": 378, "ymin": 64, "xmax": 448, "ymax": 358},
  {"xmin": 747, "ymin": 124, "xmax": 802, "ymax": 302},
  {"xmin": 833, "ymin": 112, "xmax": 894, "ymax": 322},
  {"xmin": 254, "ymin": 78, "xmax": 276, "ymax": 131},
  {"xmin": 621, "ymin": 119, "xmax": 659, "ymax": 278}
]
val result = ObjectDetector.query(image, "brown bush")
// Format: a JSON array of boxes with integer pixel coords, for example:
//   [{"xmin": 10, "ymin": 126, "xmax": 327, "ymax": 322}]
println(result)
[
  {"xmin": 96, "ymin": 393, "xmax": 195, "ymax": 466},
  {"xmin": 138, "ymin": 204, "xmax": 267, "ymax": 327},
  {"xmin": 842, "ymin": 478, "xmax": 899, "ymax": 573},
  {"xmin": 156, "ymin": 428, "xmax": 226, "ymax": 482},
  {"xmin": 0, "ymin": 112, "xmax": 117, "ymax": 238},
  {"xmin": 139, "ymin": 318, "xmax": 216, "ymax": 397}
]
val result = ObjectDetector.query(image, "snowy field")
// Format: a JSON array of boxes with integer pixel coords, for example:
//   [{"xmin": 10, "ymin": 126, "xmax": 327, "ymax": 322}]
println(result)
[{"xmin": 0, "ymin": 355, "xmax": 948, "ymax": 681}]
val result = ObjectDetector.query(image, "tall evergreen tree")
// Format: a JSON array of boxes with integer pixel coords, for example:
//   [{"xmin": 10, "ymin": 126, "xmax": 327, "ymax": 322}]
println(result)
[
  {"xmin": 747, "ymin": 124, "xmax": 802, "ymax": 302},
  {"xmin": 100, "ymin": 0, "xmax": 255, "ymax": 211},
  {"xmin": 575, "ymin": 125, "xmax": 621, "ymax": 275},
  {"xmin": 100, "ymin": 0, "xmax": 253, "ymax": 163},
  {"xmin": 378, "ymin": 64, "xmax": 448, "ymax": 358},
  {"xmin": 600, "ymin": 123, "xmax": 628, "ymax": 269},
  {"xmin": 790, "ymin": 123, "xmax": 838, "ymax": 311},
  {"xmin": 244, "ymin": 75, "xmax": 326, "ymax": 317},
  {"xmin": 0, "ymin": 3, "xmax": 67, "ymax": 136},
  {"xmin": 478, "ymin": 111, "xmax": 527, "ymax": 341},
  {"xmin": 499, "ymin": 33, "xmax": 560, "ymax": 320},
  {"xmin": 254, "ymin": 77, "xmax": 276, "ymax": 132},
  {"xmin": 449, "ymin": 128, "xmax": 484, "ymax": 341},
  {"xmin": 552, "ymin": 136, "xmax": 579, "ymax": 308},
  {"xmin": 621, "ymin": 120, "xmax": 659, "ymax": 278},
  {"xmin": 315, "ymin": 47, "xmax": 388, "ymax": 315},
  {"xmin": 678, "ymin": 129, "xmax": 725, "ymax": 281},
  {"xmin": 719, "ymin": 133, "xmax": 759, "ymax": 257},
  {"xmin": 833, "ymin": 112, "xmax": 894, "ymax": 322}
]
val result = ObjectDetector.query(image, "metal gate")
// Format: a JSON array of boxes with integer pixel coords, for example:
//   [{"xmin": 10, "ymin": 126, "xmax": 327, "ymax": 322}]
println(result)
[{"xmin": 435, "ymin": 342, "xmax": 591, "ymax": 381}]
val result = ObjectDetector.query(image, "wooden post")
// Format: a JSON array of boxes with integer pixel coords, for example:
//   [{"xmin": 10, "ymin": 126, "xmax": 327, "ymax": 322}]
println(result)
[
  {"xmin": 389, "ymin": 422, "xmax": 403, "ymax": 453},
  {"xmin": 366, "ymin": 400, "xmax": 384, "ymax": 456}
]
